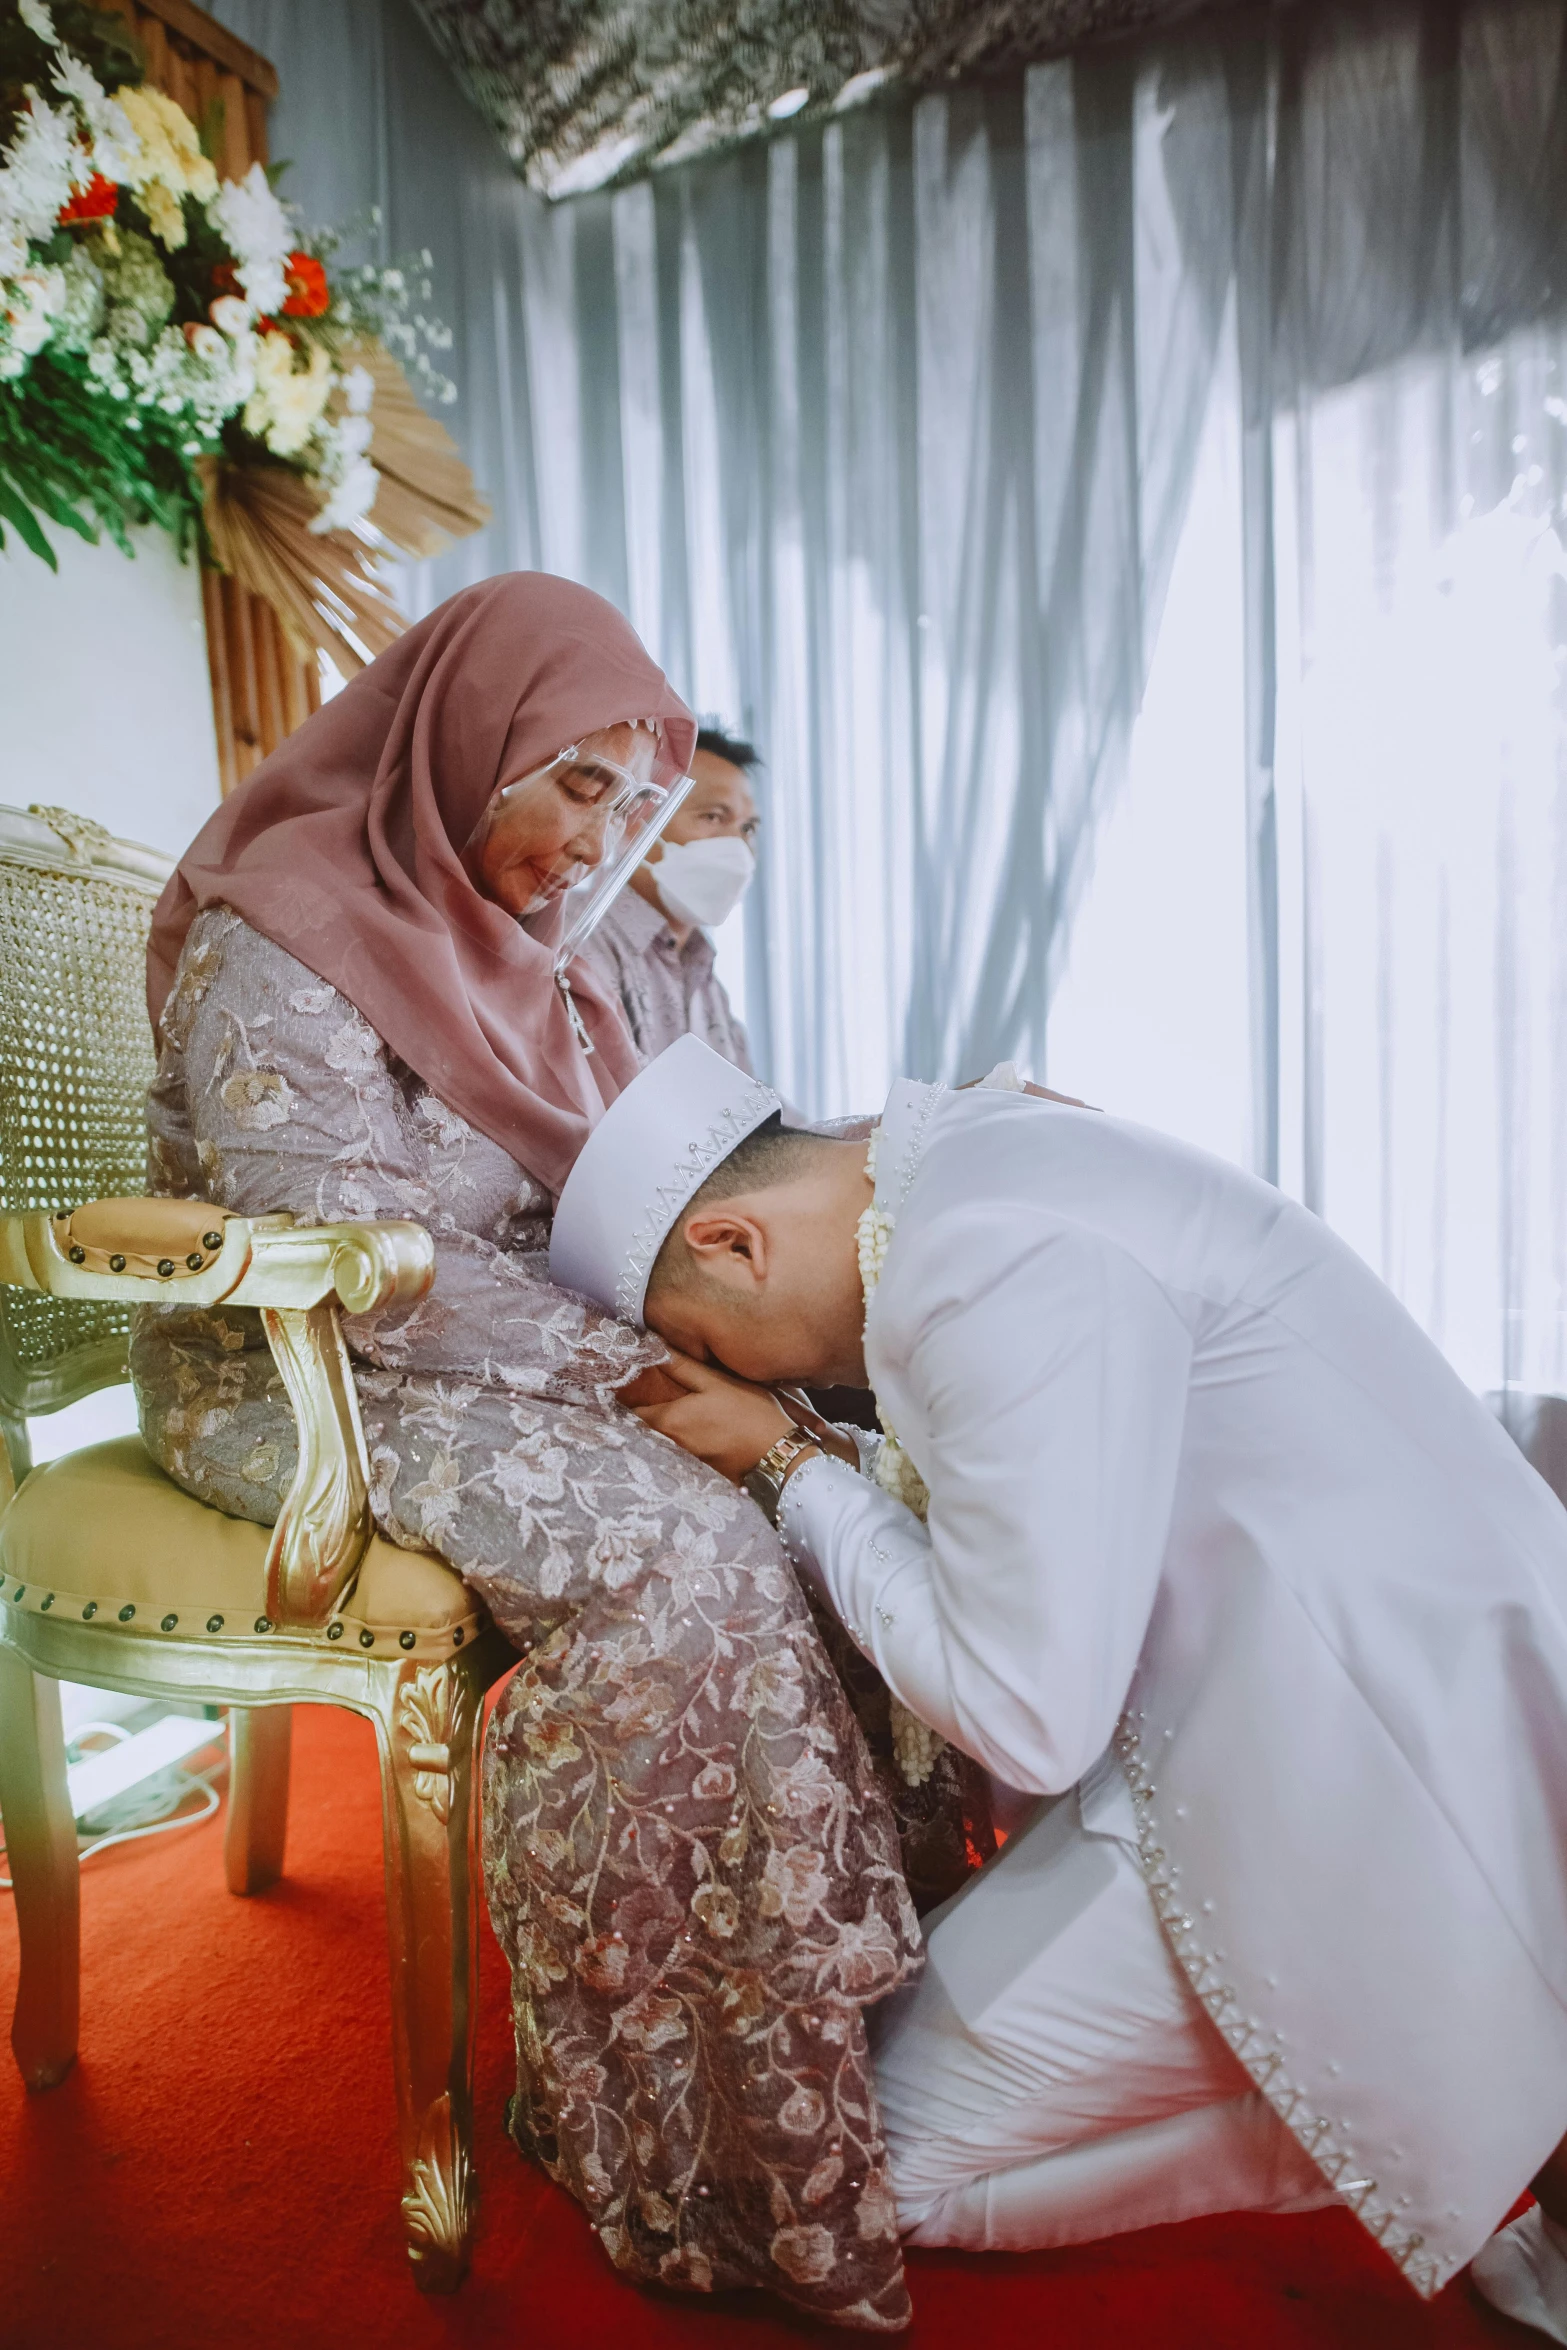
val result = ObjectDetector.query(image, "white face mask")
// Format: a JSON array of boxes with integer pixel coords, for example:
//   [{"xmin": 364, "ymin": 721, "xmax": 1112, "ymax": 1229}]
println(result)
[{"xmin": 653, "ymin": 834, "xmax": 756, "ymax": 929}]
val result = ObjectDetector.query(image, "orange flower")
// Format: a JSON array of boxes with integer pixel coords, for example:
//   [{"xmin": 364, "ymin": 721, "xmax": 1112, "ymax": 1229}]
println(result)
[
  {"xmin": 281, "ymin": 251, "xmax": 329, "ymax": 318},
  {"xmin": 57, "ymin": 174, "xmax": 118, "ymax": 227}
]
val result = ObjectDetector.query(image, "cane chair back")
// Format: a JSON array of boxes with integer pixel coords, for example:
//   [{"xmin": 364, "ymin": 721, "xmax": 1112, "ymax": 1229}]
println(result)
[
  {"xmin": 0, "ymin": 801, "xmax": 510, "ymax": 2293},
  {"xmin": 0, "ymin": 805, "xmax": 172, "ymax": 1427}
]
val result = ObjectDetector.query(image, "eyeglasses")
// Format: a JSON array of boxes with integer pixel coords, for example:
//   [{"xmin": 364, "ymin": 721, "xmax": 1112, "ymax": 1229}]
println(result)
[{"xmin": 493, "ymin": 742, "xmax": 664, "ymax": 830}]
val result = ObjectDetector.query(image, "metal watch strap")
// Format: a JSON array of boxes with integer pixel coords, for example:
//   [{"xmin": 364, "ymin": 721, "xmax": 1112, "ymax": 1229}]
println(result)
[{"xmin": 744, "ymin": 1426, "xmax": 822, "ymax": 1525}]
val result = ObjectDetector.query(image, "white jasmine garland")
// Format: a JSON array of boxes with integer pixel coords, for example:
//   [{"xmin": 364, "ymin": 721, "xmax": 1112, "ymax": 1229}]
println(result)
[{"xmin": 855, "ymin": 1128, "xmax": 945, "ymax": 1787}]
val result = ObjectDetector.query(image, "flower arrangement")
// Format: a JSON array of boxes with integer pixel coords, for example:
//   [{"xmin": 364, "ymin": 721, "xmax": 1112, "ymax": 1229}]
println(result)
[{"xmin": 0, "ymin": 0, "xmax": 487, "ymax": 672}]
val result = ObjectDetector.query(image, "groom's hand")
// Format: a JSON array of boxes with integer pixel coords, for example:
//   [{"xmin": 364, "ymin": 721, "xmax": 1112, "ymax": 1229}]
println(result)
[{"xmin": 620, "ymin": 1351, "xmax": 794, "ymax": 1484}]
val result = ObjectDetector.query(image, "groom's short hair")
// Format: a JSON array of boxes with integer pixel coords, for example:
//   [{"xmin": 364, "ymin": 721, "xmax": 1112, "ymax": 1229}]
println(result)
[{"xmin": 646, "ymin": 1113, "xmax": 825, "ymax": 1305}]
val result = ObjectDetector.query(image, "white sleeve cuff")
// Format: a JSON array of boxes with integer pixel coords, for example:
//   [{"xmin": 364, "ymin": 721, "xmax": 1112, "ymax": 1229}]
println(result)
[{"xmin": 776, "ymin": 1449, "xmax": 861, "ymax": 1607}]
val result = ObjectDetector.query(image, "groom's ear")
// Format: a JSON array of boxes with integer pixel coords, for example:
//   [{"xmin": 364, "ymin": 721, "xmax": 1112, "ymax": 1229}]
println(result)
[{"xmin": 682, "ymin": 1202, "xmax": 770, "ymax": 1290}]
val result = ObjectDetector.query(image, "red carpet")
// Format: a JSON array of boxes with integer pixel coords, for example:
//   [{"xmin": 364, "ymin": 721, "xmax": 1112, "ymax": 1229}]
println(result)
[{"xmin": 0, "ymin": 1704, "xmax": 1537, "ymax": 2350}]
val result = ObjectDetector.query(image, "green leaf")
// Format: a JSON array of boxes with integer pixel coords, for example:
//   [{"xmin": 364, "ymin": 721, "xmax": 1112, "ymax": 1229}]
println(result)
[
  {"xmin": 19, "ymin": 470, "xmax": 96, "ymax": 543},
  {"xmin": 0, "ymin": 478, "xmax": 57, "ymax": 569}
]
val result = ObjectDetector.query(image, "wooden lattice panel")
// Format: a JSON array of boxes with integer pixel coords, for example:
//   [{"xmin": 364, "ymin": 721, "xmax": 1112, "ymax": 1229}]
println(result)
[{"xmin": 93, "ymin": 0, "xmax": 322, "ymax": 795}]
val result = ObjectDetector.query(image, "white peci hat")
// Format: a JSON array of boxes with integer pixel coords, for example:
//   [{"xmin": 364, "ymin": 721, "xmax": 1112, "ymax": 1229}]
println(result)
[{"xmin": 550, "ymin": 1034, "xmax": 781, "ymax": 1323}]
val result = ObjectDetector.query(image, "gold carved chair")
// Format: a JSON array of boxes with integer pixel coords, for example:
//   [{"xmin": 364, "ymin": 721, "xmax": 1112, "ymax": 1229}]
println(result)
[{"xmin": 0, "ymin": 804, "xmax": 511, "ymax": 2291}]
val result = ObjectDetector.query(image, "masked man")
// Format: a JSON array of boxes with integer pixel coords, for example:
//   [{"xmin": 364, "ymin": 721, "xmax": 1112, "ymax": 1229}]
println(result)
[
  {"xmin": 551, "ymin": 1036, "xmax": 1567, "ymax": 2342},
  {"xmin": 579, "ymin": 723, "xmax": 759, "ymax": 1071}
]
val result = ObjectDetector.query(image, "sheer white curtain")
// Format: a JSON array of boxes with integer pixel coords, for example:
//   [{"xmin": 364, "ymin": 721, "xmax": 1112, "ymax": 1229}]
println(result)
[
  {"xmin": 1055, "ymin": 0, "xmax": 1567, "ymax": 1405},
  {"xmin": 1269, "ymin": 328, "xmax": 1567, "ymax": 1401},
  {"xmin": 1264, "ymin": 5, "xmax": 1567, "ymax": 1402},
  {"xmin": 211, "ymin": 0, "xmax": 1566, "ymax": 1404},
  {"xmin": 213, "ymin": 0, "xmax": 1234, "ymax": 1112},
  {"xmin": 501, "ymin": 65, "xmax": 1236, "ymax": 1114}
]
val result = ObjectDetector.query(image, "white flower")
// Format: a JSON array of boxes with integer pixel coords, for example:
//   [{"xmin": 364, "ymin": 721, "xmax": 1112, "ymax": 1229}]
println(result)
[
  {"xmin": 48, "ymin": 244, "xmax": 101, "ymax": 353},
  {"xmin": 182, "ymin": 320, "xmax": 225, "ymax": 363},
  {"xmin": 242, "ymin": 328, "xmax": 331, "ymax": 457},
  {"xmin": 208, "ymin": 293, "xmax": 252, "ymax": 338},
  {"xmin": 342, "ymin": 362, "xmax": 374, "ymax": 415},
  {"xmin": 207, "ymin": 161, "xmax": 291, "ymax": 316},
  {"xmin": 0, "ymin": 93, "xmax": 82, "ymax": 252},
  {"xmin": 4, "ymin": 264, "xmax": 65, "ymax": 358},
  {"xmin": 51, "ymin": 56, "xmax": 137, "ymax": 185},
  {"xmin": 309, "ymin": 394, "xmax": 379, "ymax": 533},
  {"xmin": 116, "ymin": 86, "xmax": 216, "ymax": 247},
  {"xmin": 312, "ymin": 453, "xmax": 378, "ymax": 533},
  {"xmin": 18, "ymin": 1, "xmax": 57, "ymax": 43}
]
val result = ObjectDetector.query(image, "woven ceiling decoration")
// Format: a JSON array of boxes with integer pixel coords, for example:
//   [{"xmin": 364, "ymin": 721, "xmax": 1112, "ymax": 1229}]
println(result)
[{"xmin": 410, "ymin": 0, "xmax": 1275, "ymax": 197}]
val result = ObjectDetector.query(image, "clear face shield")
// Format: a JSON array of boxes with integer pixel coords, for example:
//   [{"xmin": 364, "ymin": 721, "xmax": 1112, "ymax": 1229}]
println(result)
[{"xmin": 470, "ymin": 724, "xmax": 694, "ymax": 1048}]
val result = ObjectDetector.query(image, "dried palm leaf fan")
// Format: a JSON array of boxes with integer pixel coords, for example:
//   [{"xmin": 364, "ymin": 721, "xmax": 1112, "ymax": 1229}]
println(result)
[
  {"xmin": 348, "ymin": 340, "xmax": 491, "ymax": 558},
  {"xmin": 200, "ymin": 345, "xmax": 491, "ymax": 677},
  {"xmin": 198, "ymin": 458, "xmax": 407, "ymax": 673}
]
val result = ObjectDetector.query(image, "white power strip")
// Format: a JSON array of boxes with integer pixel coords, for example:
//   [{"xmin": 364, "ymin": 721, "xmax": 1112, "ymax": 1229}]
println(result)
[{"xmin": 67, "ymin": 1713, "xmax": 222, "ymax": 1822}]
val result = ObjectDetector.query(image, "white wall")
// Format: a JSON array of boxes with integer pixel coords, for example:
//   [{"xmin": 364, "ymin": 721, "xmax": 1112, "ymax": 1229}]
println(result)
[
  {"xmin": 0, "ymin": 520, "xmax": 220, "ymax": 1465},
  {"xmin": 0, "ymin": 521, "xmax": 221, "ymax": 857}
]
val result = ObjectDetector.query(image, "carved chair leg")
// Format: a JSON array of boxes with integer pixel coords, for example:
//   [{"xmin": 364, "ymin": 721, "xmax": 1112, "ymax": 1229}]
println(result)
[
  {"xmin": 374, "ymin": 1657, "xmax": 483, "ymax": 2293},
  {"xmin": 224, "ymin": 1704, "xmax": 293, "ymax": 1895},
  {"xmin": 0, "ymin": 1647, "xmax": 79, "ymax": 2089}
]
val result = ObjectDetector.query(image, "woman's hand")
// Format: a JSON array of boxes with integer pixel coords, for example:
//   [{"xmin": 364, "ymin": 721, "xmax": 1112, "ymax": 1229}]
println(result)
[{"xmin": 619, "ymin": 1350, "xmax": 794, "ymax": 1484}]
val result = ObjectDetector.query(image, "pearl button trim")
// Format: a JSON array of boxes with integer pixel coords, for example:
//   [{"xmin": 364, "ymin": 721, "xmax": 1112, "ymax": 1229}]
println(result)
[{"xmin": 1115, "ymin": 1713, "xmax": 1447, "ymax": 2298}]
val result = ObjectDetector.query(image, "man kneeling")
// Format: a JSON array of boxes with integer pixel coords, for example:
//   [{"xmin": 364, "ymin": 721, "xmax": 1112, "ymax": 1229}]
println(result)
[{"xmin": 551, "ymin": 1036, "xmax": 1567, "ymax": 2336}]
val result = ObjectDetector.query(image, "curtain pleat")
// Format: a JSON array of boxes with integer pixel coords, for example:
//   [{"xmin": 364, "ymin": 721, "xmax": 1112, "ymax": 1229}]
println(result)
[{"xmin": 212, "ymin": 0, "xmax": 1567, "ymax": 1398}]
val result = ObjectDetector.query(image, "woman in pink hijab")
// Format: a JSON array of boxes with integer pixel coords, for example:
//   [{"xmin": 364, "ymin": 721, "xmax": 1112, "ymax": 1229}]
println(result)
[{"xmin": 133, "ymin": 576, "xmax": 928, "ymax": 2331}]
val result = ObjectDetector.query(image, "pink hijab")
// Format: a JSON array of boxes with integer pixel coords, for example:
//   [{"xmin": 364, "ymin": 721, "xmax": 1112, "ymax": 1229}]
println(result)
[{"xmin": 148, "ymin": 573, "xmax": 696, "ymax": 1195}]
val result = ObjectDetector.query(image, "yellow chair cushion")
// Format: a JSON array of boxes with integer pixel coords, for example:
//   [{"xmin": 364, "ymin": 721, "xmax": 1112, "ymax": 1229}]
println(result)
[{"xmin": 0, "ymin": 1437, "xmax": 481, "ymax": 1660}]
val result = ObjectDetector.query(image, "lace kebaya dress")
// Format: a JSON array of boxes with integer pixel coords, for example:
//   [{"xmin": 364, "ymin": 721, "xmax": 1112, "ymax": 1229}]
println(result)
[{"xmin": 130, "ymin": 905, "xmax": 980, "ymax": 2330}]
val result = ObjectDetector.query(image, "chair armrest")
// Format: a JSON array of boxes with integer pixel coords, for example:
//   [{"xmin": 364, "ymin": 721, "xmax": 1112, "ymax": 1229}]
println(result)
[
  {"xmin": 0, "ymin": 1202, "xmax": 434, "ymax": 1314},
  {"xmin": 0, "ymin": 1201, "xmax": 435, "ymax": 1629}
]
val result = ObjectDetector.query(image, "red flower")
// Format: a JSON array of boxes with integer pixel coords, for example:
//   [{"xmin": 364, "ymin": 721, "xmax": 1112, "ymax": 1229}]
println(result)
[
  {"xmin": 57, "ymin": 174, "xmax": 118, "ymax": 228},
  {"xmin": 280, "ymin": 251, "xmax": 329, "ymax": 318},
  {"xmin": 210, "ymin": 259, "xmax": 241, "ymax": 298}
]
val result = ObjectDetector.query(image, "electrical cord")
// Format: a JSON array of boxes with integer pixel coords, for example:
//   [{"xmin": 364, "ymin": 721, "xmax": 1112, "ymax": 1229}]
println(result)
[{"xmin": 0, "ymin": 1727, "xmax": 228, "ymax": 1889}]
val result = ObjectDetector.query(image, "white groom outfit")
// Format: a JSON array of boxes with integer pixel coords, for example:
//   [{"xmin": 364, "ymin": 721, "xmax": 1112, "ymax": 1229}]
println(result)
[{"xmin": 552, "ymin": 1042, "xmax": 1567, "ymax": 2300}]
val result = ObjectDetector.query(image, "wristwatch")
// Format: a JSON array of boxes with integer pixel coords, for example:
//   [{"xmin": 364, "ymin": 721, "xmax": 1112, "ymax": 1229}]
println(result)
[{"xmin": 744, "ymin": 1426, "xmax": 822, "ymax": 1525}]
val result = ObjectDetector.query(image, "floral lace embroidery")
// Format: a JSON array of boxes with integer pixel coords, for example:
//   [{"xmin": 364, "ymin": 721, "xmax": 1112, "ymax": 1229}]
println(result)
[{"xmin": 130, "ymin": 907, "xmax": 994, "ymax": 2330}]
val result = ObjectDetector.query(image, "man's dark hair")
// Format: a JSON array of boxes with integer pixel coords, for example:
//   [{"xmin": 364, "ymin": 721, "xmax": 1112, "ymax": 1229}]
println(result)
[
  {"xmin": 695, "ymin": 723, "xmax": 763, "ymax": 773},
  {"xmin": 647, "ymin": 1113, "xmax": 829, "ymax": 1304}
]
